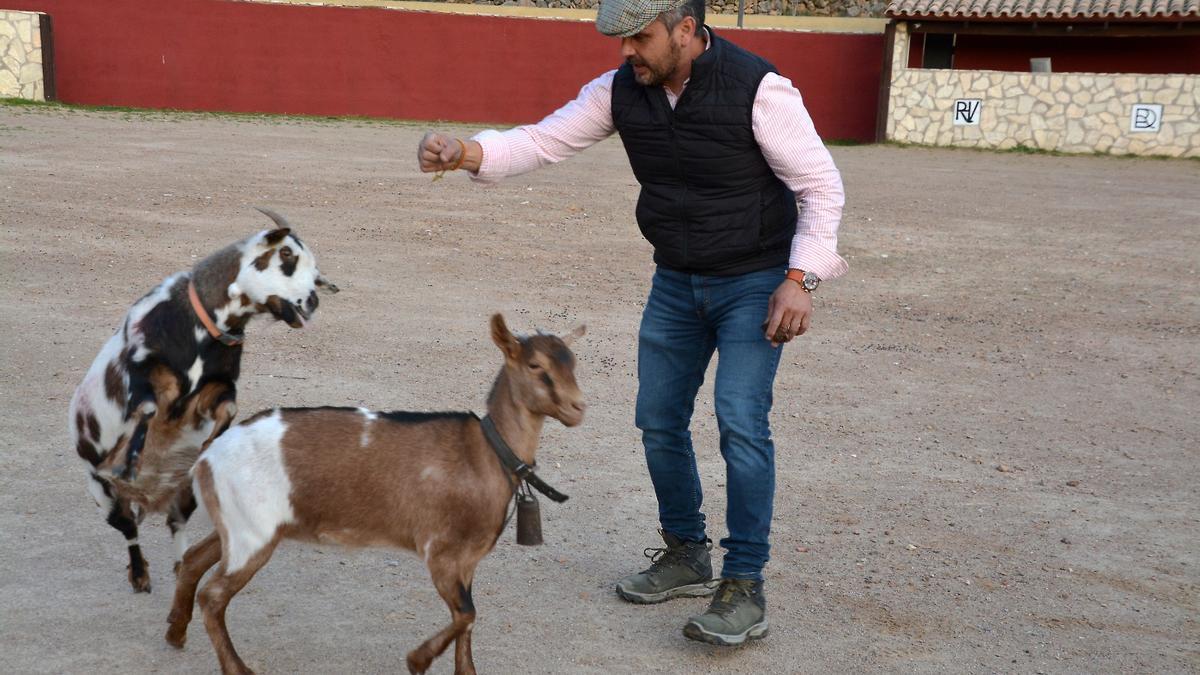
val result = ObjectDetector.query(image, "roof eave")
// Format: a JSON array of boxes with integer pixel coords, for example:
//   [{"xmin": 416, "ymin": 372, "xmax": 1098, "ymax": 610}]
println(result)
[{"xmin": 886, "ymin": 11, "xmax": 1200, "ymax": 22}]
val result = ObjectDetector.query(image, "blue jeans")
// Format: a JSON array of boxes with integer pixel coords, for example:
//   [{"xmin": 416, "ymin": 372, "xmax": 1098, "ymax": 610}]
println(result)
[{"xmin": 635, "ymin": 265, "xmax": 785, "ymax": 581}]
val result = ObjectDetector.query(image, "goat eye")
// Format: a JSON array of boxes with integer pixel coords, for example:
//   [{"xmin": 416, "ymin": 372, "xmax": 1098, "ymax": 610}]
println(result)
[
  {"xmin": 528, "ymin": 362, "xmax": 542, "ymax": 371},
  {"xmin": 279, "ymin": 247, "xmax": 294, "ymax": 260}
]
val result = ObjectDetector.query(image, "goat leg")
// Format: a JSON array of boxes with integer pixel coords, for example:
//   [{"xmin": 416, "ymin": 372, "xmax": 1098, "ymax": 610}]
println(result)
[
  {"xmin": 198, "ymin": 538, "xmax": 281, "ymax": 675},
  {"xmin": 407, "ymin": 565, "xmax": 478, "ymax": 674},
  {"xmin": 452, "ymin": 582, "xmax": 478, "ymax": 675},
  {"xmin": 113, "ymin": 415, "xmax": 150, "ymax": 481},
  {"xmin": 166, "ymin": 530, "xmax": 222, "ymax": 648},
  {"xmin": 105, "ymin": 495, "xmax": 151, "ymax": 593},
  {"xmin": 167, "ymin": 485, "xmax": 199, "ymax": 575},
  {"xmin": 198, "ymin": 396, "xmax": 238, "ymax": 455},
  {"xmin": 114, "ymin": 361, "xmax": 162, "ymax": 481},
  {"xmin": 118, "ymin": 359, "xmax": 190, "ymax": 480}
]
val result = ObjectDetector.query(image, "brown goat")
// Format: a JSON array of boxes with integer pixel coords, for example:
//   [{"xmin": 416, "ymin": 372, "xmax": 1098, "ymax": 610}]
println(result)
[{"xmin": 165, "ymin": 314, "xmax": 586, "ymax": 675}]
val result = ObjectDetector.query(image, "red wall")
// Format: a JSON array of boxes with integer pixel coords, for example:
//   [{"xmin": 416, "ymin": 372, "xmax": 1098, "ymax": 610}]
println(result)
[
  {"xmin": 908, "ymin": 33, "xmax": 924, "ymax": 68},
  {"xmin": 953, "ymin": 35, "xmax": 1200, "ymax": 74},
  {"xmin": 9, "ymin": 0, "xmax": 884, "ymax": 141},
  {"xmin": 906, "ymin": 32, "xmax": 1200, "ymax": 74}
]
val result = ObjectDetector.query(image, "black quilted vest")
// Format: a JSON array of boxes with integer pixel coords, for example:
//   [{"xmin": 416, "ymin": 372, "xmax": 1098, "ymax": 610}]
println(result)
[{"xmin": 611, "ymin": 28, "xmax": 797, "ymax": 276}]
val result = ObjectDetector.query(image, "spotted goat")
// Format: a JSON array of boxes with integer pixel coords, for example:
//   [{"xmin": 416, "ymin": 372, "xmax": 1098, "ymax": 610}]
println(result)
[
  {"xmin": 165, "ymin": 314, "xmax": 585, "ymax": 675},
  {"xmin": 68, "ymin": 208, "xmax": 338, "ymax": 593}
]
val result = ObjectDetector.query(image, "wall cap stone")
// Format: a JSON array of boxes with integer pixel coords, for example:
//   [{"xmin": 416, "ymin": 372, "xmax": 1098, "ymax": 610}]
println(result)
[{"xmin": 249, "ymin": 0, "xmax": 889, "ymax": 32}]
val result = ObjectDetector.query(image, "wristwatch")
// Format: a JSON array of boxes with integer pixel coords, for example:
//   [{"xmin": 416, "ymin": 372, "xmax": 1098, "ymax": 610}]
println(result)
[{"xmin": 786, "ymin": 268, "xmax": 820, "ymax": 293}]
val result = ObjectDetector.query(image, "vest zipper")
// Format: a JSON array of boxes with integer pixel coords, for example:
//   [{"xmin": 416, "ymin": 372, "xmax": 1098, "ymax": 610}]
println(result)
[{"xmin": 667, "ymin": 112, "xmax": 689, "ymax": 268}]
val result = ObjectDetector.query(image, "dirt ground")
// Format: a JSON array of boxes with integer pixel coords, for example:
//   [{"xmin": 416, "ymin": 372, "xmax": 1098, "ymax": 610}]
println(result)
[{"xmin": 1, "ymin": 103, "xmax": 1197, "ymax": 674}]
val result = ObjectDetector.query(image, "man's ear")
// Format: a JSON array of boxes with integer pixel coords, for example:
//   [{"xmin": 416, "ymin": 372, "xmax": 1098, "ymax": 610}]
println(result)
[{"xmin": 679, "ymin": 15, "xmax": 697, "ymax": 39}]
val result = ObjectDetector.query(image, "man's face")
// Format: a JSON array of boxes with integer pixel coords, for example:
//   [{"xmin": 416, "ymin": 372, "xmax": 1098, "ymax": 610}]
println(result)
[{"xmin": 620, "ymin": 19, "xmax": 685, "ymax": 87}]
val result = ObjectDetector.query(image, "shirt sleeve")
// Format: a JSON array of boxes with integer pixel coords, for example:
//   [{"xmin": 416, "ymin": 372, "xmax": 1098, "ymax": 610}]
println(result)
[
  {"xmin": 470, "ymin": 70, "xmax": 618, "ymax": 184},
  {"xmin": 752, "ymin": 72, "xmax": 848, "ymax": 281}
]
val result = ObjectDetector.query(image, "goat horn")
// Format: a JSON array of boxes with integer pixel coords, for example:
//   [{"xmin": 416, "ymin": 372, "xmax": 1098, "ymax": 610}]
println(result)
[{"xmin": 254, "ymin": 206, "xmax": 292, "ymax": 230}]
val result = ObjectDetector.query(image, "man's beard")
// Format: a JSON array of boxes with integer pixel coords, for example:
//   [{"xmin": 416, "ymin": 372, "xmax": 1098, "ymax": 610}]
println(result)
[{"xmin": 628, "ymin": 39, "xmax": 682, "ymax": 87}]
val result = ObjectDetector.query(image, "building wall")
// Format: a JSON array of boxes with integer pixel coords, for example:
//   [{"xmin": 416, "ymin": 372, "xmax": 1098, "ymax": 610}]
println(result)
[
  {"xmin": 4, "ymin": 0, "xmax": 885, "ymax": 141},
  {"xmin": 0, "ymin": 10, "xmax": 45, "ymax": 100},
  {"xmin": 886, "ymin": 23, "xmax": 1200, "ymax": 157}
]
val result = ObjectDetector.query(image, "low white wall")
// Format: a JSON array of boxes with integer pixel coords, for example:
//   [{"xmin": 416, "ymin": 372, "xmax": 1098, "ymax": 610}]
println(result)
[{"xmin": 0, "ymin": 10, "xmax": 46, "ymax": 101}]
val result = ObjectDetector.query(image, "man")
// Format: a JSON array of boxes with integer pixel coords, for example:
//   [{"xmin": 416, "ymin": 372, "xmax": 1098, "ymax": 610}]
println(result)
[{"xmin": 418, "ymin": 0, "xmax": 847, "ymax": 647}]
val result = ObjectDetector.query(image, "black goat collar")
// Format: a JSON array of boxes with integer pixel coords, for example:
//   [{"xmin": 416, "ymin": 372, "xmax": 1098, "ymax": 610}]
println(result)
[{"xmin": 479, "ymin": 415, "xmax": 568, "ymax": 503}]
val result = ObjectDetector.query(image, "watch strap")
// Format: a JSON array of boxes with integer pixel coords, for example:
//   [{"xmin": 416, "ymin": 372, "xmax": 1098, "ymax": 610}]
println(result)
[{"xmin": 786, "ymin": 269, "xmax": 815, "ymax": 292}]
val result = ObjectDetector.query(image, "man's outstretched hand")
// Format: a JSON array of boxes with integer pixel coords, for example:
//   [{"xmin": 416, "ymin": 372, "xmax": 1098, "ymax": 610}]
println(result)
[{"xmin": 418, "ymin": 131, "xmax": 463, "ymax": 173}]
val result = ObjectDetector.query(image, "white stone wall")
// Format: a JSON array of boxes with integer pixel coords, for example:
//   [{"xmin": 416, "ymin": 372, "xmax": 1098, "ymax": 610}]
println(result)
[
  {"xmin": 885, "ymin": 22, "xmax": 1200, "ymax": 158},
  {"xmin": 0, "ymin": 10, "xmax": 45, "ymax": 101}
]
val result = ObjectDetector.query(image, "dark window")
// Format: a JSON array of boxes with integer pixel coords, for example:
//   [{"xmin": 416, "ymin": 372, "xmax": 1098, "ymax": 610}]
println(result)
[{"xmin": 922, "ymin": 33, "xmax": 955, "ymax": 69}]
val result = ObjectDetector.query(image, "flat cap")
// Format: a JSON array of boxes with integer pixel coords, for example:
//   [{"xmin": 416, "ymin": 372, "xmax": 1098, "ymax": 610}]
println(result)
[{"xmin": 596, "ymin": 0, "xmax": 691, "ymax": 37}]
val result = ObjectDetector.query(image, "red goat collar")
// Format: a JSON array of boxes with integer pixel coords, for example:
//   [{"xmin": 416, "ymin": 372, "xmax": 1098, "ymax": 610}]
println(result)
[{"xmin": 188, "ymin": 280, "xmax": 244, "ymax": 347}]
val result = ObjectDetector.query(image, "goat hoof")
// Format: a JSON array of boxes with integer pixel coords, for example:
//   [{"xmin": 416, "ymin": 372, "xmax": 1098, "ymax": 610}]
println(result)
[
  {"xmin": 164, "ymin": 626, "xmax": 186, "ymax": 649},
  {"xmin": 406, "ymin": 652, "xmax": 430, "ymax": 674},
  {"xmin": 128, "ymin": 568, "xmax": 152, "ymax": 593}
]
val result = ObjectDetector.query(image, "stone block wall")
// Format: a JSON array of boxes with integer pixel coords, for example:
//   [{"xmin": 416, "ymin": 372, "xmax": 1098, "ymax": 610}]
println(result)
[
  {"xmin": 885, "ymin": 23, "xmax": 1200, "ymax": 158},
  {"xmin": 0, "ymin": 10, "xmax": 46, "ymax": 101}
]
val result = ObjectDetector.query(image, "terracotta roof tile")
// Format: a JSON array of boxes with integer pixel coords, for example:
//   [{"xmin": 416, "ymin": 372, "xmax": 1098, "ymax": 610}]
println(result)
[{"xmin": 887, "ymin": 0, "xmax": 1200, "ymax": 18}]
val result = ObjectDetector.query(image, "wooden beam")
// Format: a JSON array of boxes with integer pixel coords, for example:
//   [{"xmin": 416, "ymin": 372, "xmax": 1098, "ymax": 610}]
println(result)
[{"xmin": 40, "ymin": 13, "xmax": 55, "ymax": 102}]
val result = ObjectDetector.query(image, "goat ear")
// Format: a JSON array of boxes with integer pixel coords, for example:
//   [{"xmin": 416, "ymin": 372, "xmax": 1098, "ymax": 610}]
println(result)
[
  {"xmin": 562, "ymin": 324, "xmax": 587, "ymax": 347},
  {"xmin": 254, "ymin": 207, "xmax": 294, "ymax": 246},
  {"xmin": 316, "ymin": 274, "xmax": 340, "ymax": 294},
  {"xmin": 262, "ymin": 227, "xmax": 291, "ymax": 246},
  {"xmin": 490, "ymin": 314, "xmax": 522, "ymax": 360}
]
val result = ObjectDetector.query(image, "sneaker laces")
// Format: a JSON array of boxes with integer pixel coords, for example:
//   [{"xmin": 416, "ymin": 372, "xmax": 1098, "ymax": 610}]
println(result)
[
  {"xmin": 707, "ymin": 579, "xmax": 758, "ymax": 618},
  {"xmin": 642, "ymin": 544, "xmax": 689, "ymax": 573}
]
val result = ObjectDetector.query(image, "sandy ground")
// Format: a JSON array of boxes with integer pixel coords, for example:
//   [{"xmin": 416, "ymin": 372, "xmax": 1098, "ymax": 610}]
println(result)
[{"xmin": 0, "ymin": 103, "xmax": 1197, "ymax": 674}]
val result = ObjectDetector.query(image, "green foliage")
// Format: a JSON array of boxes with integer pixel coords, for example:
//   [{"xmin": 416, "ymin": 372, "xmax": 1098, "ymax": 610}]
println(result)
[{"xmin": 0, "ymin": 98, "xmax": 433, "ymax": 127}]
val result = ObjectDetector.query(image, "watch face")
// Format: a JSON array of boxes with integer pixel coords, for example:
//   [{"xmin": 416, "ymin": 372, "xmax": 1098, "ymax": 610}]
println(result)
[{"xmin": 802, "ymin": 273, "xmax": 820, "ymax": 291}]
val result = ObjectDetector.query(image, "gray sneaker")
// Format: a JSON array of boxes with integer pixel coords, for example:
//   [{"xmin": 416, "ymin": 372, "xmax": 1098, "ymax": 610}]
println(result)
[
  {"xmin": 614, "ymin": 531, "xmax": 719, "ymax": 604},
  {"xmin": 682, "ymin": 578, "xmax": 769, "ymax": 646}
]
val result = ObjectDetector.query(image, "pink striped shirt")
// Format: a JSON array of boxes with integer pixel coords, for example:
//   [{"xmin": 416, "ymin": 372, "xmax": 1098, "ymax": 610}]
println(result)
[{"xmin": 471, "ymin": 59, "xmax": 848, "ymax": 280}]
